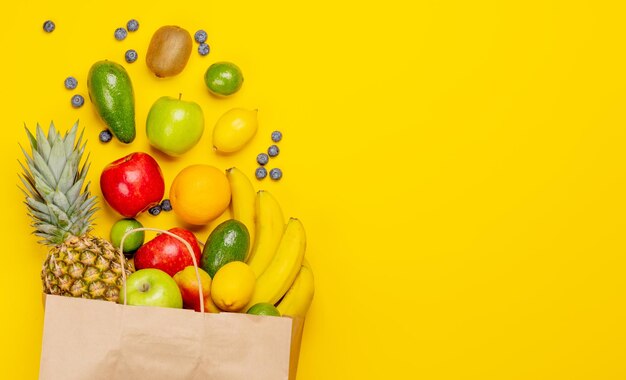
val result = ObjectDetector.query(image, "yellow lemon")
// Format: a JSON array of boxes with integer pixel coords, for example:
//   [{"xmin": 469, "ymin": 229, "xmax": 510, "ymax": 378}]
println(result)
[
  {"xmin": 170, "ymin": 165, "xmax": 231, "ymax": 225},
  {"xmin": 212, "ymin": 108, "xmax": 258, "ymax": 153},
  {"xmin": 210, "ymin": 261, "xmax": 256, "ymax": 312}
]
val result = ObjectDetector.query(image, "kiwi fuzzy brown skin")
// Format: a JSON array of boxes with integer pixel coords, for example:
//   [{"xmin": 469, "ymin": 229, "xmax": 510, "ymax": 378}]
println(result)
[{"xmin": 146, "ymin": 26, "xmax": 193, "ymax": 78}]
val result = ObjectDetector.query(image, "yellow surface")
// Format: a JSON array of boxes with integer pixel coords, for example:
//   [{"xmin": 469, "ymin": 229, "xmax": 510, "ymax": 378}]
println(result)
[{"xmin": 2, "ymin": 1, "xmax": 626, "ymax": 379}]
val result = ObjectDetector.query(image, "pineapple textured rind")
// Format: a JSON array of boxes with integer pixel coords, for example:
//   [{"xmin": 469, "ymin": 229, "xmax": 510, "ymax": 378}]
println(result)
[{"xmin": 42, "ymin": 235, "xmax": 133, "ymax": 301}]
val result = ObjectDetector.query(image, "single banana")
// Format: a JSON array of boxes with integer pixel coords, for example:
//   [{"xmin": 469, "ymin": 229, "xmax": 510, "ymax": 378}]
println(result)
[
  {"xmin": 226, "ymin": 167, "xmax": 256, "ymax": 260},
  {"xmin": 245, "ymin": 218, "xmax": 306, "ymax": 310},
  {"xmin": 247, "ymin": 190, "xmax": 285, "ymax": 277},
  {"xmin": 276, "ymin": 259, "xmax": 315, "ymax": 318}
]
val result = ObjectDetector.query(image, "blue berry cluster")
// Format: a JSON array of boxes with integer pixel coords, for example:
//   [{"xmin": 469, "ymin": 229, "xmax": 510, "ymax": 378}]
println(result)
[
  {"xmin": 255, "ymin": 131, "xmax": 284, "ymax": 181},
  {"xmin": 115, "ymin": 19, "xmax": 139, "ymax": 40},
  {"xmin": 148, "ymin": 199, "xmax": 173, "ymax": 217},
  {"xmin": 194, "ymin": 30, "xmax": 210, "ymax": 56},
  {"xmin": 115, "ymin": 20, "xmax": 140, "ymax": 63},
  {"xmin": 64, "ymin": 76, "xmax": 84, "ymax": 108}
]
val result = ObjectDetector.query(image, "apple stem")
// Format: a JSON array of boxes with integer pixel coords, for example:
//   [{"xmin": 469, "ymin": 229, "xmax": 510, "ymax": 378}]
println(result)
[{"xmin": 179, "ymin": 93, "xmax": 182, "ymax": 101}]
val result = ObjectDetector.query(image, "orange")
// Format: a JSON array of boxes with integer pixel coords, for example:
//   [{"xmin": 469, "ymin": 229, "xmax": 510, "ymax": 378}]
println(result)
[{"xmin": 170, "ymin": 165, "xmax": 231, "ymax": 225}]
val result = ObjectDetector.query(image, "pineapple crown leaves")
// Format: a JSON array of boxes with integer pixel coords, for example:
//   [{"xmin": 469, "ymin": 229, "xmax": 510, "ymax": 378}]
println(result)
[{"xmin": 18, "ymin": 121, "xmax": 98, "ymax": 245}]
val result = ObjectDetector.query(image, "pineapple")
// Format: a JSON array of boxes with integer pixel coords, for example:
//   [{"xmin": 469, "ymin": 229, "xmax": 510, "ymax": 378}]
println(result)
[{"xmin": 19, "ymin": 122, "xmax": 133, "ymax": 301}]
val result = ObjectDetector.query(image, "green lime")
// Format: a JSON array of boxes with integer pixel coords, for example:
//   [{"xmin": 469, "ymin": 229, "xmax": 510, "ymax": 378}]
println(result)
[
  {"xmin": 110, "ymin": 218, "xmax": 144, "ymax": 254},
  {"xmin": 204, "ymin": 62, "xmax": 243, "ymax": 96},
  {"xmin": 247, "ymin": 302, "xmax": 281, "ymax": 317}
]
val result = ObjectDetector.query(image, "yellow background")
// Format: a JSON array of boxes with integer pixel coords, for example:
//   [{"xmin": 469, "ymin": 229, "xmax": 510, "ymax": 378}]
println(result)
[{"xmin": 1, "ymin": 0, "xmax": 626, "ymax": 378}]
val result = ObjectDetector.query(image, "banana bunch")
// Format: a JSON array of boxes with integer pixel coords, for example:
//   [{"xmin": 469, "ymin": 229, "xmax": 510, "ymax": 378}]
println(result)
[{"xmin": 227, "ymin": 167, "xmax": 314, "ymax": 318}]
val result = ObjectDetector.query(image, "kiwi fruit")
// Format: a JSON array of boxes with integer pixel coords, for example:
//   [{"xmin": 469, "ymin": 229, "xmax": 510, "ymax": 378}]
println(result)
[{"xmin": 146, "ymin": 25, "xmax": 192, "ymax": 78}]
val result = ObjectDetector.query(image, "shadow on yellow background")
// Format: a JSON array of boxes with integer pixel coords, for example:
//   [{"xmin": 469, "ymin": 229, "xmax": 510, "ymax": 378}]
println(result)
[{"xmin": 2, "ymin": 1, "xmax": 626, "ymax": 379}]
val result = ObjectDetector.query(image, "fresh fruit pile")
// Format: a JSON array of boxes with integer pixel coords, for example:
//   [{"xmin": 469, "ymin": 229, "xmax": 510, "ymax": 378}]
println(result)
[
  {"xmin": 106, "ymin": 164, "xmax": 313, "ymax": 318},
  {"xmin": 22, "ymin": 20, "xmax": 314, "ymax": 321}
]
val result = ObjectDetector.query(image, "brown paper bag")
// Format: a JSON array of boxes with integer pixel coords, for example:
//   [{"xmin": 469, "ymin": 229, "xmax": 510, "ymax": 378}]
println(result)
[
  {"xmin": 39, "ymin": 295, "xmax": 303, "ymax": 379},
  {"xmin": 39, "ymin": 228, "xmax": 305, "ymax": 380}
]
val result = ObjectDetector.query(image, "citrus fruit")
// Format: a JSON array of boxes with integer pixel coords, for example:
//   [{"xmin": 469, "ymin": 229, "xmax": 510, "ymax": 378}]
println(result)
[
  {"xmin": 170, "ymin": 165, "xmax": 231, "ymax": 225},
  {"xmin": 110, "ymin": 218, "xmax": 144, "ymax": 253},
  {"xmin": 210, "ymin": 261, "xmax": 256, "ymax": 312},
  {"xmin": 212, "ymin": 108, "xmax": 258, "ymax": 153},
  {"xmin": 204, "ymin": 62, "xmax": 243, "ymax": 96},
  {"xmin": 247, "ymin": 302, "xmax": 281, "ymax": 316}
]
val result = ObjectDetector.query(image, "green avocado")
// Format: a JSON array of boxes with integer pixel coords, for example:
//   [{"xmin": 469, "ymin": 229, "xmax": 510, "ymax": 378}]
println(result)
[
  {"xmin": 87, "ymin": 60, "xmax": 136, "ymax": 143},
  {"xmin": 201, "ymin": 219, "xmax": 250, "ymax": 278}
]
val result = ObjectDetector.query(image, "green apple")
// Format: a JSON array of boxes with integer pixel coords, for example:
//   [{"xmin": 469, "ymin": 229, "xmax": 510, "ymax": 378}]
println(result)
[
  {"xmin": 120, "ymin": 268, "xmax": 183, "ymax": 308},
  {"xmin": 146, "ymin": 96, "xmax": 204, "ymax": 156}
]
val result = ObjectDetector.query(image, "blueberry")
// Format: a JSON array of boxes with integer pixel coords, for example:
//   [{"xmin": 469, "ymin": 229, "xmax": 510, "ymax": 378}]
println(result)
[
  {"xmin": 71, "ymin": 95, "xmax": 84, "ymax": 108},
  {"xmin": 127, "ymin": 19, "xmax": 139, "ymax": 32},
  {"xmin": 99, "ymin": 130, "xmax": 113, "ymax": 143},
  {"xmin": 198, "ymin": 43, "xmax": 210, "ymax": 56},
  {"xmin": 160, "ymin": 199, "xmax": 172, "ymax": 212},
  {"xmin": 271, "ymin": 130, "xmax": 282, "ymax": 142},
  {"xmin": 64, "ymin": 76, "xmax": 78, "ymax": 90},
  {"xmin": 194, "ymin": 30, "xmax": 207, "ymax": 43},
  {"xmin": 257, "ymin": 153, "xmax": 269, "ymax": 166},
  {"xmin": 255, "ymin": 167, "xmax": 268, "ymax": 180},
  {"xmin": 269, "ymin": 168, "xmax": 283, "ymax": 181},
  {"xmin": 43, "ymin": 20, "xmax": 55, "ymax": 33},
  {"xmin": 114, "ymin": 27, "xmax": 127, "ymax": 41},
  {"xmin": 267, "ymin": 145, "xmax": 280, "ymax": 157},
  {"xmin": 148, "ymin": 205, "xmax": 162, "ymax": 216},
  {"xmin": 125, "ymin": 49, "xmax": 138, "ymax": 63}
]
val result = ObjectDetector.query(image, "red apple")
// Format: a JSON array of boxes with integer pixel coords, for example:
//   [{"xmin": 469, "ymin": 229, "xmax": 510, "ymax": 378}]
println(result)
[
  {"xmin": 100, "ymin": 152, "xmax": 165, "ymax": 217},
  {"xmin": 134, "ymin": 228, "xmax": 202, "ymax": 277}
]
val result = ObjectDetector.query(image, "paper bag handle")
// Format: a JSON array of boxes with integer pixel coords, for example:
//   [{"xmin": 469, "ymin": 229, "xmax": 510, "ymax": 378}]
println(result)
[{"xmin": 119, "ymin": 228, "xmax": 205, "ymax": 313}]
